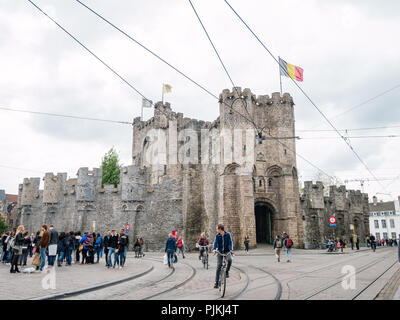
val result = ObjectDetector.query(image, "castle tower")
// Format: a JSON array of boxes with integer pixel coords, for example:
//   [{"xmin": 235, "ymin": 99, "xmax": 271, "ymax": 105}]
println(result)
[{"xmin": 218, "ymin": 87, "xmax": 303, "ymax": 248}]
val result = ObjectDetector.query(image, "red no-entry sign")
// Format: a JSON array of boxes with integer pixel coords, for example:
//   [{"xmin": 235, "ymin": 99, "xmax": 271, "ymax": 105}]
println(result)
[{"xmin": 329, "ymin": 216, "xmax": 336, "ymax": 224}]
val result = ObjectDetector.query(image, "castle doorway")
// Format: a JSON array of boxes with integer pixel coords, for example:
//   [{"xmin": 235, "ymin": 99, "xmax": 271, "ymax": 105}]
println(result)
[{"xmin": 255, "ymin": 202, "xmax": 274, "ymax": 244}]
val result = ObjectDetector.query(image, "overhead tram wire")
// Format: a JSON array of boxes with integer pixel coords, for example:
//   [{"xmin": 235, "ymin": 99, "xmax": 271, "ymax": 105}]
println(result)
[
  {"xmin": 0, "ymin": 106, "xmax": 132, "ymax": 125},
  {"xmin": 298, "ymin": 124, "xmax": 400, "ymax": 132},
  {"xmin": 186, "ymin": 0, "xmax": 334, "ymax": 180},
  {"xmin": 27, "ymin": 0, "xmax": 153, "ymax": 118},
  {"xmin": 223, "ymin": 0, "xmax": 388, "ymax": 192},
  {"xmin": 27, "ymin": 0, "xmax": 257, "ymax": 132},
  {"xmin": 28, "ymin": 0, "xmax": 333, "ymax": 181}
]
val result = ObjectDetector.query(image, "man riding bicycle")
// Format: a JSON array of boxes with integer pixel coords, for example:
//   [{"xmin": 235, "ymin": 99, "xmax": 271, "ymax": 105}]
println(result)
[
  {"xmin": 212, "ymin": 224, "xmax": 234, "ymax": 289},
  {"xmin": 197, "ymin": 232, "xmax": 209, "ymax": 260}
]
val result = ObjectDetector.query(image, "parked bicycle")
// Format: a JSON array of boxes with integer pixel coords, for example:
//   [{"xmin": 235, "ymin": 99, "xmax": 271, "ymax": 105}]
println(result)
[{"xmin": 216, "ymin": 250, "xmax": 232, "ymax": 298}]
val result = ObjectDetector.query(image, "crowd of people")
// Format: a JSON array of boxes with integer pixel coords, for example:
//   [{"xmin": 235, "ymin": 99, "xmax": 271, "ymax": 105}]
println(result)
[{"xmin": 0, "ymin": 224, "xmax": 146, "ymax": 273}]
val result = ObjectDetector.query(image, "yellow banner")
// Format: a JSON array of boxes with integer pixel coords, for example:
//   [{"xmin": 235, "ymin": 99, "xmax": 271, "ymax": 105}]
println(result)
[{"xmin": 163, "ymin": 84, "xmax": 172, "ymax": 93}]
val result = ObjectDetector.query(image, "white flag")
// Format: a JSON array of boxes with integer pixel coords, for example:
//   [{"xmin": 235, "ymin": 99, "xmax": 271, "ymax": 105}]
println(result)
[{"xmin": 142, "ymin": 98, "xmax": 153, "ymax": 108}]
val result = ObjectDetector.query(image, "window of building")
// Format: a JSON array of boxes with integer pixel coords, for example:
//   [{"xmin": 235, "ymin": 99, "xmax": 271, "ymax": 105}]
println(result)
[
  {"xmin": 374, "ymin": 220, "xmax": 379, "ymax": 228},
  {"xmin": 375, "ymin": 232, "xmax": 380, "ymax": 240},
  {"xmin": 391, "ymin": 232, "xmax": 396, "ymax": 240},
  {"xmin": 381, "ymin": 220, "xmax": 387, "ymax": 228},
  {"xmin": 390, "ymin": 219, "xmax": 395, "ymax": 228},
  {"xmin": 383, "ymin": 232, "xmax": 388, "ymax": 239}
]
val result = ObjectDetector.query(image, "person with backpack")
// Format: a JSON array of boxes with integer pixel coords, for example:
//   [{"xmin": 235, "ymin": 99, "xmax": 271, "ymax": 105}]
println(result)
[
  {"xmin": 273, "ymin": 235, "xmax": 283, "ymax": 262},
  {"xmin": 10, "ymin": 225, "xmax": 25, "ymax": 273},
  {"xmin": 283, "ymin": 234, "xmax": 293, "ymax": 262},
  {"xmin": 79, "ymin": 232, "xmax": 89, "ymax": 264},
  {"xmin": 177, "ymin": 236, "xmax": 185, "ymax": 259},
  {"xmin": 95, "ymin": 233, "xmax": 103, "ymax": 264}
]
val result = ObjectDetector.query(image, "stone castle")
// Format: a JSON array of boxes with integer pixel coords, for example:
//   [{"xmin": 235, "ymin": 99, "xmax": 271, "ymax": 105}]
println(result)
[{"xmin": 15, "ymin": 88, "xmax": 370, "ymax": 250}]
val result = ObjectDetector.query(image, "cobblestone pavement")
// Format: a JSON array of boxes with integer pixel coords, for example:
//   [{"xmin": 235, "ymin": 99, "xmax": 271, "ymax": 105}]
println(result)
[{"xmin": 1, "ymin": 246, "xmax": 398, "ymax": 300}]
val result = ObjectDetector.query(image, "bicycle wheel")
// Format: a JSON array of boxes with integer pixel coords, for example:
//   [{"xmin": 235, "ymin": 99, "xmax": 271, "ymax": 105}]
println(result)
[{"xmin": 220, "ymin": 269, "xmax": 226, "ymax": 298}]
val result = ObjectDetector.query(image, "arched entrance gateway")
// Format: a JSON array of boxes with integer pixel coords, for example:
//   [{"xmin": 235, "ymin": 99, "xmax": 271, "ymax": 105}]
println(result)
[{"xmin": 254, "ymin": 201, "xmax": 275, "ymax": 244}]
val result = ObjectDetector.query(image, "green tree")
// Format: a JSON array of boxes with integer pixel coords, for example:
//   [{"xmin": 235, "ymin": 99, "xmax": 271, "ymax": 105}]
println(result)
[
  {"xmin": 101, "ymin": 147, "xmax": 121, "ymax": 188},
  {"xmin": 0, "ymin": 215, "xmax": 11, "ymax": 235}
]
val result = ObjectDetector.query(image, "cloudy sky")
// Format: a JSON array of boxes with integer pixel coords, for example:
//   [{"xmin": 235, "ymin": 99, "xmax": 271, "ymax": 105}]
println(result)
[{"xmin": 1, "ymin": 0, "xmax": 399, "ymax": 201}]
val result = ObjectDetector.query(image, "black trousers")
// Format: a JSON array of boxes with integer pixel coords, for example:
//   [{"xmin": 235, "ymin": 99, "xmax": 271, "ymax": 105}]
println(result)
[
  {"xmin": 76, "ymin": 248, "xmax": 80, "ymax": 263},
  {"xmin": 10, "ymin": 253, "xmax": 20, "ymax": 271},
  {"xmin": 104, "ymin": 248, "xmax": 109, "ymax": 266},
  {"xmin": 82, "ymin": 249, "xmax": 88, "ymax": 264}
]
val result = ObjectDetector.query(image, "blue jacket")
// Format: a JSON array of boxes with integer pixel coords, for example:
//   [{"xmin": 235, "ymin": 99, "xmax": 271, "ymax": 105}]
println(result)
[
  {"xmin": 212, "ymin": 232, "xmax": 233, "ymax": 253},
  {"xmin": 165, "ymin": 237, "xmax": 177, "ymax": 252},
  {"xmin": 80, "ymin": 234, "xmax": 88, "ymax": 249},
  {"xmin": 95, "ymin": 236, "xmax": 102, "ymax": 249}
]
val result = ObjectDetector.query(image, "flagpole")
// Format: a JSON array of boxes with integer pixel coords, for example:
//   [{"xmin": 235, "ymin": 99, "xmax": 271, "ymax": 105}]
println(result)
[{"xmin": 279, "ymin": 56, "xmax": 282, "ymax": 95}]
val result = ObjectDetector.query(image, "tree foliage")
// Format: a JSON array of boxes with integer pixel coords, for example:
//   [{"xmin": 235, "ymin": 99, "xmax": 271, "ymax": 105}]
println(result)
[
  {"xmin": 0, "ymin": 215, "xmax": 11, "ymax": 235},
  {"xmin": 101, "ymin": 147, "xmax": 121, "ymax": 188}
]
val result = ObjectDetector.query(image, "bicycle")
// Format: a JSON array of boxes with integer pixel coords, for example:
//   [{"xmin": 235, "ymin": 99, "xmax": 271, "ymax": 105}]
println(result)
[
  {"xmin": 199, "ymin": 245, "xmax": 209, "ymax": 269},
  {"xmin": 216, "ymin": 251, "xmax": 232, "ymax": 298}
]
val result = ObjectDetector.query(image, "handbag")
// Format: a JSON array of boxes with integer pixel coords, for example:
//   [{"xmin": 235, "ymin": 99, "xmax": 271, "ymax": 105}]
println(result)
[
  {"xmin": 163, "ymin": 253, "xmax": 168, "ymax": 265},
  {"xmin": 32, "ymin": 246, "xmax": 36, "ymax": 254},
  {"xmin": 32, "ymin": 252, "xmax": 42, "ymax": 267}
]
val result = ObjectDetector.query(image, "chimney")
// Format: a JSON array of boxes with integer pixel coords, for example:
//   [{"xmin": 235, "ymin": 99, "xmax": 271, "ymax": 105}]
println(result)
[{"xmin": 373, "ymin": 196, "xmax": 377, "ymax": 205}]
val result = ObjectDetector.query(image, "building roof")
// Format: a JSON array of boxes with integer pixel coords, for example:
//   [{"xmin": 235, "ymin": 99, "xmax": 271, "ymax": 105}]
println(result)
[
  {"xmin": 5, "ymin": 194, "xmax": 18, "ymax": 203},
  {"xmin": 369, "ymin": 201, "xmax": 395, "ymax": 212},
  {"xmin": 66, "ymin": 178, "xmax": 77, "ymax": 187}
]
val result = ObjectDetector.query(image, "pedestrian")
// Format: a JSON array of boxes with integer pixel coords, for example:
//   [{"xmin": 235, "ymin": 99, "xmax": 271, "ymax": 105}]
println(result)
[
  {"xmin": 282, "ymin": 232, "xmax": 288, "ymax": 251},
  {"xmin": 80, "ymin": 232, "xmax": 88, "ymax": 264},
  {"xmin": 134, "ymin": 238, "xmax": 140, "ymax": 258},
  {"xmin": 87, "ymin": 233, "xmax": 95, "ymax": 264},
  {"xmin": 244, "ymin": 234, "xmax": 249, "ymax": 253},
  {"xmin": 48, "ymin": 225, "xmax": 58, "ymax": 267},
  {"xmin": 350, "ymin": 237, "xmax": 354, "ymax": 250},
  {"xmin": 118, "ymin": 230, "xmax": 128, "ymax": 268},
  {"xmin": 339, "ymin": 238, "xmax": 345, "ymax": 253},
  {"xmin": 107, "ymin": 229, "xmax": 118, "ymax": 269},
  {"xmin": 139, "ymin": 237, "xmax": 145, "ymax": 257},
  {"xmin": 103, "ymin": 230, "xmax": 111, "ymax": 266},
  {"xmin": 65, "ymin": 231, "xmax": 74, "ymax": 266},
  {"xmin": 32, "ymin": 230, "xmax": 42, "ymax": 270},
  {"xmin": 75, "ymin": 231, "xmax": 82, "ymax": 263},
  {"xmin": 10, "ymin": 225, "xmax": 24, "ymax": 273},
  {"xmin": 19, "ymin": 231, "xmax": 30, "ymax": 266},
  {"xmin": 29, "ymin": 233, "xmax": 35, "ymax": 257},
  {"xmin": 283, "ymin": 234, "xmax": 294, "ymax": 262},
  {"xmin": 95, "ymin": 233, "xmax": 103, "ymax": 264},
  {"xmin": 356, "ymin": 236, "xmax": 360, "ymax": 250},
  {"xmin": 1, "ymin": 231, "xmax": 9, "ymax": 263},
  {"xmin": 177, "ymin": 236, "xmax": 185, "ymax": 259},
  {"xmin": 57, "ymin": 232, "xmax": 66, "ymax": 267},
  {"xmin": 165, "ymin": 233, "xmax": 177, "ymax": 269},
  {"xmin": 273, "ymin": 235, "xmax": 283, "ymax": 262}
]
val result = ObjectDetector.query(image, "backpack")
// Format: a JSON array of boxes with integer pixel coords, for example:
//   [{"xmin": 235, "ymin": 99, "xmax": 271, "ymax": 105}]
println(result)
[
  {"xmin": 276, "ymin": 239, "xmax": 282, "ymax": 248},
  {"xmin": 286, "ymin": 238, "xmax": 293, "ymax": 248},
  {"xmin": 177, "ymin": 238, "xmax": 183, "ymax": 247}
]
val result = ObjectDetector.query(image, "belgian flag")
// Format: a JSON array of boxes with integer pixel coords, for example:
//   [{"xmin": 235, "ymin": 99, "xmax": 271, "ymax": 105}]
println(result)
[{"xmin": 279, "ymin": 57, "xmax": 303, "ymax": 82}]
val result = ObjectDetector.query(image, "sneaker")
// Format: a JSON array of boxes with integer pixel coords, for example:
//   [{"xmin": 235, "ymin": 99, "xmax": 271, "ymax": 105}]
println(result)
[
  {"xmin": 119, "ymin": 266, "xmax": 122, "ymax": 269},
  {"xmin": 226, "ymin": 272, "xmax": 229, "ymax": 278},
  {"xmin": 214, "ymin": 284, "xmax": 218, "ymax": 289}
]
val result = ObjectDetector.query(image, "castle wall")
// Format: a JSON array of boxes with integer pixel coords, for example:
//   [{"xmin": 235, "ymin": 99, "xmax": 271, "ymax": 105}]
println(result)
[{"xmin": 300, "ymin": 181, "xmax": 370, "ymax": 248}]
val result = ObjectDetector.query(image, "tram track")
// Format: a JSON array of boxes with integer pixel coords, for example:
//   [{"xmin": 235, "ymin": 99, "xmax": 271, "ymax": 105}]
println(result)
[{"xmin": 301, "ymin": 250, "xmax": 395, "ymax": 300}]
